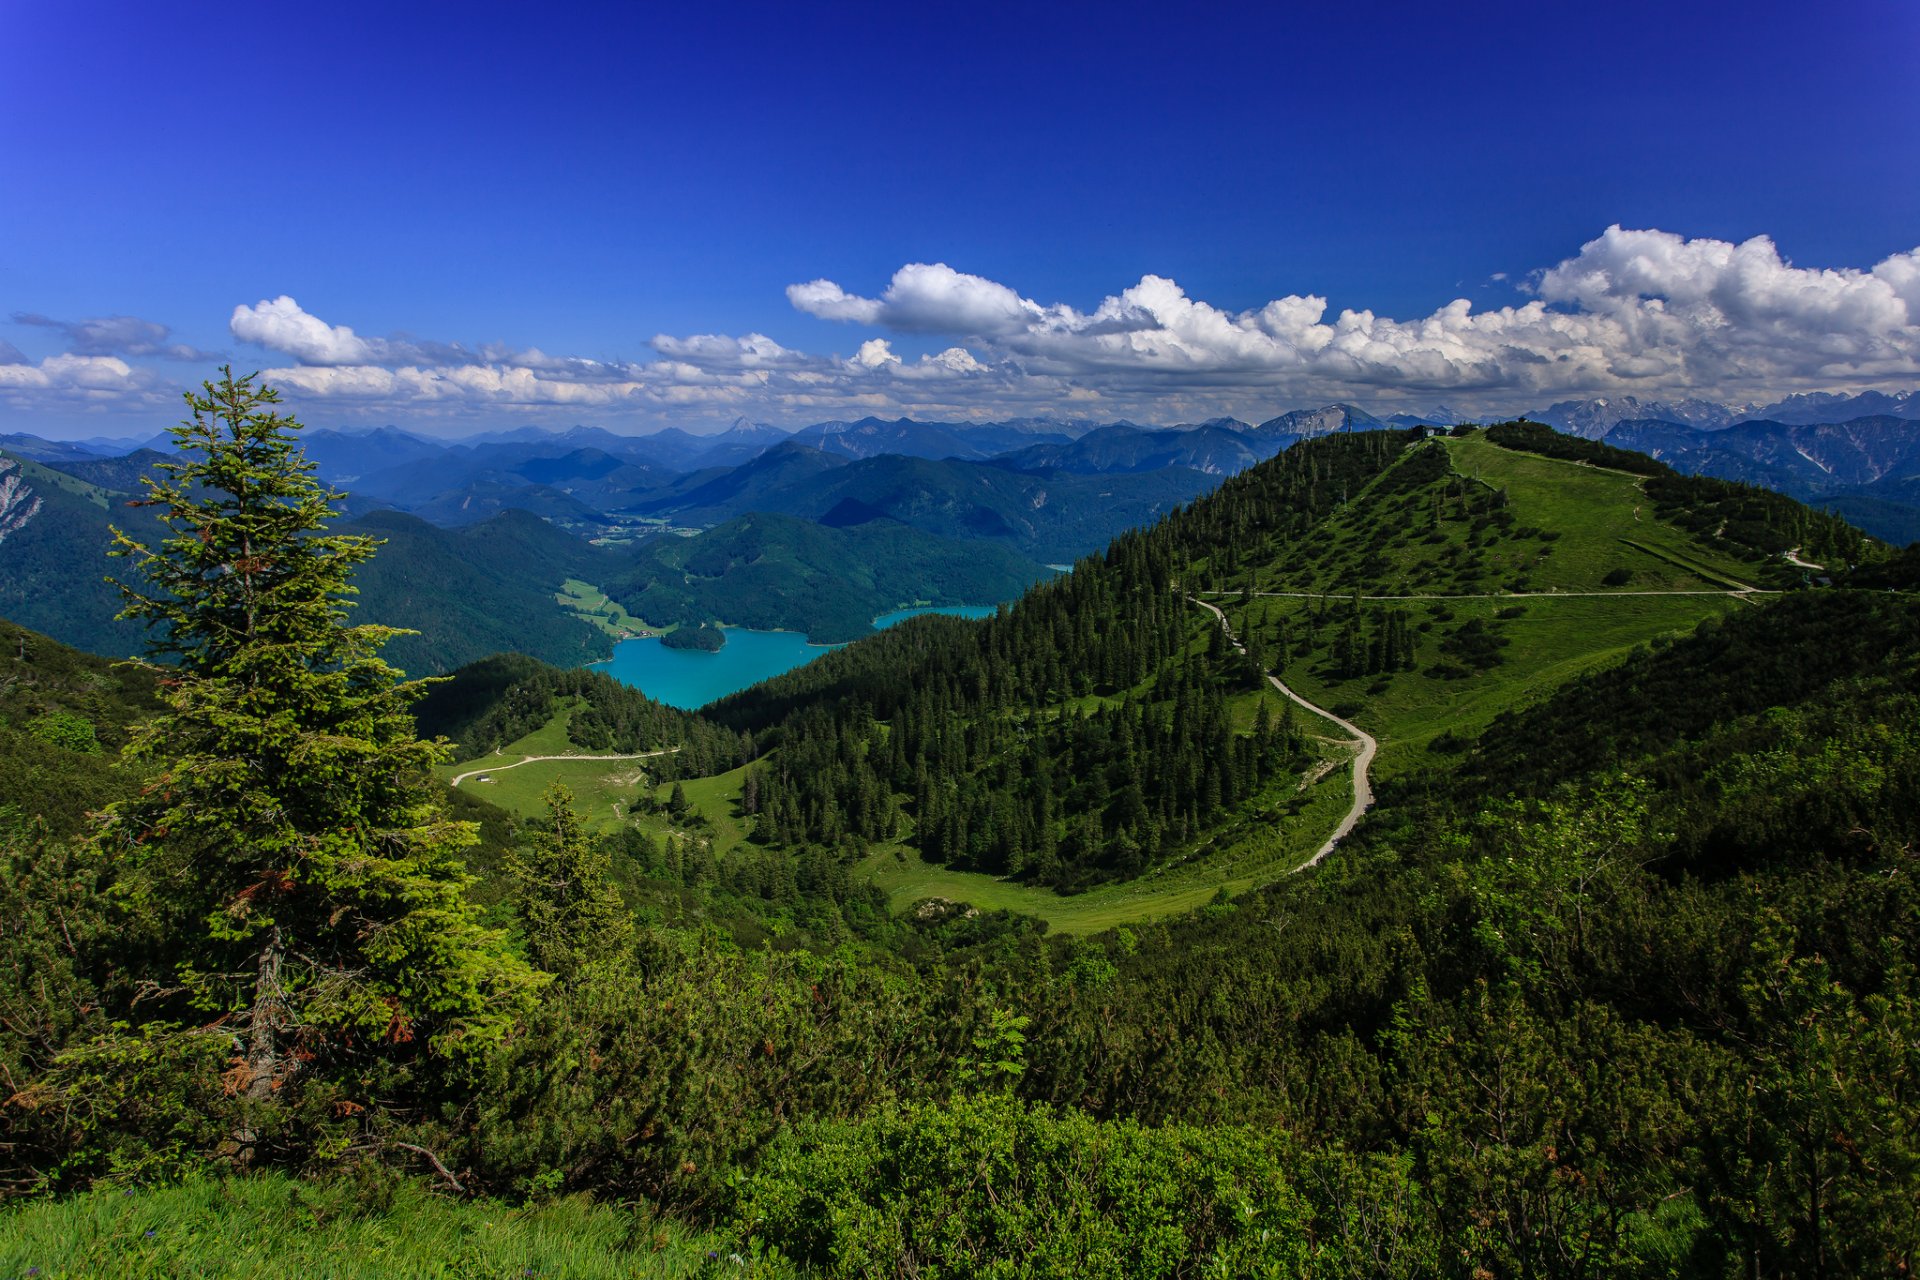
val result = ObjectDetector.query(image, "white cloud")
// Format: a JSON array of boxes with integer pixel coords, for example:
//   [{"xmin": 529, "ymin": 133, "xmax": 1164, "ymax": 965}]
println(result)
[
  {"xmin": 0, "ymin": 353, "xmax": 169, "ymax": 412},
  {"xmin": 231, "ymin": 296, "xmax": 386, "ymax": 365},
  {"xmin": 785, "ymin": 279, "xmax": 882, "ymax": 324},
  {"xmin": 649, "ymin": 332, "xmax": 809, "ymax": 370},
  {"xmin": 790, "ymin": 228, "xmax": 1920, "ymax": 405},
  {"xmin": 180, "ymin": 227, "xmax": 1920, "ymax": 427},
  {"xmin": 853, "ymin": 338, "xmax": 899, "ymax": 368}
]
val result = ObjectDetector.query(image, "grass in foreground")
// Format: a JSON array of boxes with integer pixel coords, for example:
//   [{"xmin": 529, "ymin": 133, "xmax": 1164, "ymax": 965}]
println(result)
[{"xmin": 0, "ymin": 1174, "xmax": 785, "ymax": 1279}]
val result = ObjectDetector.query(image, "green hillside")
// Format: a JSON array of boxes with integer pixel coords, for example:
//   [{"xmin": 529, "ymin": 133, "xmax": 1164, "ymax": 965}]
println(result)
[
  {"xmin": 0, "ymin": 451, "xmax": 154, "ymax": 658},
  {"xmin": 690, "ymin": 427, "xmax": 1886, "ymax": 928},
  {"xmin": 0, "ymin": 615, "xmax": 158, "ymax": 838},
  {"xmin": 604, "ymin": 510, "xmax": 1048, "ymax": 642},
  {"xmin": 0, "ymin": 451, "xmax": 624, "ymax": 672},
  {"xmin": 653, "ymin": 448, "xmax": 1220, "ymax": 564},
  {"xmin": 341, "ymin": 508, "xmax": 619, "ymax": 674},
  {"xmin": 1202, "ymin": 428, "xmax": 1800, "ymax": 772},
  {"xmin": 6, "ymin": 403, "xmax": 1920, "ymax": 1275}
]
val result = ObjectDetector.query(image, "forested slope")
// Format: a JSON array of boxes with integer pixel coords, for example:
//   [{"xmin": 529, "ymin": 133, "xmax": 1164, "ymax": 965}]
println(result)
[
  {"xmin": 603, "ymin": 511, "xmax": 1048, "ymax": 642},
  {"xmin": 700, "ymin": 426, "xmax": 1882, "ymax": 899},
  {"xmin": 6, "ymin": 402, "xmax": 1918, "ymax": 1277}
]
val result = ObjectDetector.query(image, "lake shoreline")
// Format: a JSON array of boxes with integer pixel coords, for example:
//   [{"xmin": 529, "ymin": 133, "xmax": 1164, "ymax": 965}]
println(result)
[{"xmin": 590, "ymin": 604, "xmax": 998, "ymax": 709}]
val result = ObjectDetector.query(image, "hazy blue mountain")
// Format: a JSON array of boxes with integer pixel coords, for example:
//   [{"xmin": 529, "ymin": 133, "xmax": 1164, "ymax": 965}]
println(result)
[
  {"xmin": 646, "ymin": 447, "xmax": 1220, "ymax": 563},
  {"xmin": 1385, "ymin": 405, "xmax": 1467, "ymax": 427},
  {"xmin": 630, "ymin": 420, "xmax": 793, "ymax": 470},
  {"xmin": 990, "ymin": 423, "xmax": 1274, "ymax": 476},
  {"xmin": 403, "ymin": 478, "xmax": 609, "ymax": 528},
  {"xmin": 299, "ymin": 426, "xmax": 447, "ymax": 484},
  {"xmin": 1603, "ymin": 414, "xmax": 1920, "ymax": 544},
  {"xmin": 1250, "ymin": 403, "xmax": 1385, "ymax": 438},
  {"xmin": 1167, "ymin": 416, "xmax": 1254, "ymax": 433},
  {"xmin": 1530, "ymin": 396, "xmax": 1741, "ymax": 437},
  {"xmin": 33, "ymin": 447, "xmax": 173, "ymax": 493},
  {"xmin": 344, "ymin": 439, "xmax": 682, "ymax": 521},
  {"xmin": 639, "ymin": 438, "xmax": 852, "ymax": 517},
  {"xmin": 1749, "ymin": 388, "xmax": 1920, "ymax": 426},
  {"xmin": 787, "ymin": 416, "xmax": 1089, "ymax": 462},
  {"xmin": 1606, "ymin": 416, "xmax": 1920, "ymax": 490},
  {"xmin": 0, "ymin": 448, "xmax": 625, "ymax": 669},
  {"xmin": 791, "ymin": 416, "xmax": 998, "ymax": 461},
  {"xmin": 0, "ymin": 433, "xmax": 116, "ymax": 463}
]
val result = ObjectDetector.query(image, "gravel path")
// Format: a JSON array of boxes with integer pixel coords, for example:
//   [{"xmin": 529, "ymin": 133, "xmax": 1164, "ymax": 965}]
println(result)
[{"xmin": 1189, "ymin": 596, "xmax": 1377, "ymax": 869}]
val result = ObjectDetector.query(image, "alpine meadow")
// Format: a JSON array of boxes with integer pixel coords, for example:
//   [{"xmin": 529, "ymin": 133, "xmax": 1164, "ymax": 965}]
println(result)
[{"xmin": 4, "ymin": 4, "xmax": 1920, "ymax": 1276}]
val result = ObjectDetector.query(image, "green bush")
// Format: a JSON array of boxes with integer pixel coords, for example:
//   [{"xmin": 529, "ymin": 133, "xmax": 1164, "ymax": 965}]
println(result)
[
  {"xmin": 468, "ymin": 945, "xmax": 947, "ymax": 1212},
  {"xmin": 733, "ymin": 1093, "xmax": 1313, "ymax": 1278},
  {"xmin": 26, "ymin": 710, "xmax": 99, "ymax": 754}
]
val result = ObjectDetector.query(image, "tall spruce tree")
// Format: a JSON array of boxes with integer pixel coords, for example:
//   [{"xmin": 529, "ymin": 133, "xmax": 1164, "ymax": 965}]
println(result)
[
  {"xmin": 100, "ymin": 369, "xmax": 540, "ymax": 1152},
  {"xmin": 507, "ymin": 783, "xmax": 631, "ymax": 978}
]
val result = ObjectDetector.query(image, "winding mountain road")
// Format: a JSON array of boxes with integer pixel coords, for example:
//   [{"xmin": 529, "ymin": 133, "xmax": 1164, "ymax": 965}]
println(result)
[
  {"xmin": 450, "ymin": 747, "xmax": 680, "ymax": 787},
  {"xmin": 1189, "ymin": 596, "xmax": 1376, "ymax": 869},
  {"xmin": 1783, "ymin": 546, "xmax": 1825, "ymax": 572}
]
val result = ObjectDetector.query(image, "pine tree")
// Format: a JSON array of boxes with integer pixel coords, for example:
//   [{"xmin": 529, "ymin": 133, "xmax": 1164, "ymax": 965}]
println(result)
[
  {"xmin": 99, "ymin": 369, "xmax": 540, "ymax": 1153},
  {"xmin": 507, "ymin": 784, "xmax": 631, "ymax": 978}
]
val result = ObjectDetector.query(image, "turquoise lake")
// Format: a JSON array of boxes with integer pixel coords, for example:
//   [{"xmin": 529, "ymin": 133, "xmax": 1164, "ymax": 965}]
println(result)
[{"xmin": 592, "ymin": 605, "xmax": 997, "ymax": 710}]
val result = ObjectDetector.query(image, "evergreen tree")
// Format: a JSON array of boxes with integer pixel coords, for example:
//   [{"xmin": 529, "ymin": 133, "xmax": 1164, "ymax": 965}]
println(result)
[
  {"xmin": 98, "ymin": 369, "xmax": 540, "ymax": 1154},
  {"xmin": 507, "ymin": 784, "xmax": 631, "ymax": 978}
]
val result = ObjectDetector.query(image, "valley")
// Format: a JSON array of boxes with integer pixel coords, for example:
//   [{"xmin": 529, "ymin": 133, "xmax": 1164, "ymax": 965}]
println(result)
[
  {"xmin": 417, "ymin": 425, "xmax": 1838, "ymax": 934},
  {"xmin": 9, "ymin": 11, "xmax": 1920, "ymax": 1270},
  {"xmin": 4, "ymin": 388, "xmax": 1917, "ymax": 1273}
]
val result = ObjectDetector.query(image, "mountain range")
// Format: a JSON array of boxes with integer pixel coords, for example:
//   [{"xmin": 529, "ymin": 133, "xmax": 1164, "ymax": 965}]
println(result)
[
  {"xmin": 6, "ymin": 389, "xmax": 1916, "ymax": 666},
  {"xmin": 1526, "ymin": 388, "xmax": 1920, "ymax": 438},
  {"xmin": 1604, "ymin": 414, "xmax": 1920, "ymax": 544},
  {"xmin": 5, "ymin": 411, "xmax": 1920, "ymax": 1271}
]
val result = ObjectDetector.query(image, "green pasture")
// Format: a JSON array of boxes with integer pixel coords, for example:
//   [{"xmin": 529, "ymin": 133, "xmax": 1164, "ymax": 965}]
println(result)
[
  {"xmin": 1231, "ymin": 591, "xmax": 1744, "ymax": 775},
  {"xmin": 557, "ymin": 577, "xmax": 655, "ymax": 637},
  {"xmin": 1442, "ymin": 434, "xmax": 1765, "ymax": 590},
  {"xmin": 437, "ymin": 700, "xmax": 674, "ymax": 833}
]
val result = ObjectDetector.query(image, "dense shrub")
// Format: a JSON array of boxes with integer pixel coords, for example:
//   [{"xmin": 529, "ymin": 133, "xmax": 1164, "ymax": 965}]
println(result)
[
  {"xmin": 466, "ymin": 945, "xmax": 957, "ymax": 1212},
  {"xmin": 734, "ymin": 1093, "xmax": 1314, "ymax": 1279}
]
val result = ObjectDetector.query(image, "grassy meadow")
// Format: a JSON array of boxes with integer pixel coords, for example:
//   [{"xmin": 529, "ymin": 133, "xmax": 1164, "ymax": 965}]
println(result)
[{"xmin": 0, "ymin": 1175, "xmax": 782, "ymax": 1279}]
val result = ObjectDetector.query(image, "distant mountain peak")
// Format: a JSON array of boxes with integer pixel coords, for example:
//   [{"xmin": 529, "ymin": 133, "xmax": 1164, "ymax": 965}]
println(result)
[
  {"xmin": 1529, "ymin": 396, "xmax": 1739, "ymax": 438},
  {"xmin": 1253, "ymin": 403, "xmax": 1385, "ymax": 438}
]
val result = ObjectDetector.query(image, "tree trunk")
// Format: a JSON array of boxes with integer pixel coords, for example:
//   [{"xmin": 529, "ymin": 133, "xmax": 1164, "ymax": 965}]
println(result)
[{"xmin": 233, "ymin": 923, "xmax": 285, "ymax": 1167}]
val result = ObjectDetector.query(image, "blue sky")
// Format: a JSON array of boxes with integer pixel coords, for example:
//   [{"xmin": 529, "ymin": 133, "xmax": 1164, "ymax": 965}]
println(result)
[{"xmin": 3, "ymin": 0, "xmax": 1917, "ymax": 435}]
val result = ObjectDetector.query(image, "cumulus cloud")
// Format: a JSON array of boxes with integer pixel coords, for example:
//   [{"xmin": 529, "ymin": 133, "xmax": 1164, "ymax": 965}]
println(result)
[
  {"xmin": 0, "ymin": 353, "xmax": 170, "ymax": 412},
  {"xmin": 229, "ymin": 295, "xmax": 396, "ymax": 365},
  {"xmin": 14, "ymin": 312, "xmax": 217, "ymax": 361},
  {"xmin": 790, "ymin": 228, "xmax": 1920, "ymax": 405},
  {"xmin": 785, "ymin": 279, "xmax": 883, "ymax": 324},
  {"xmin": 193, "ymin": 227, "xmax": 1920, "ymax": 426},
  {"xmin": 230, "ymin": 295, "xmax": 528, "ymax": 368},
  {"xmin": 649, "ymin": 332, "xmax": 810, "ymax": 370},
  {"xmin": 853, "ymin": 338, "xmax": 899, "ymax": 368}
]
